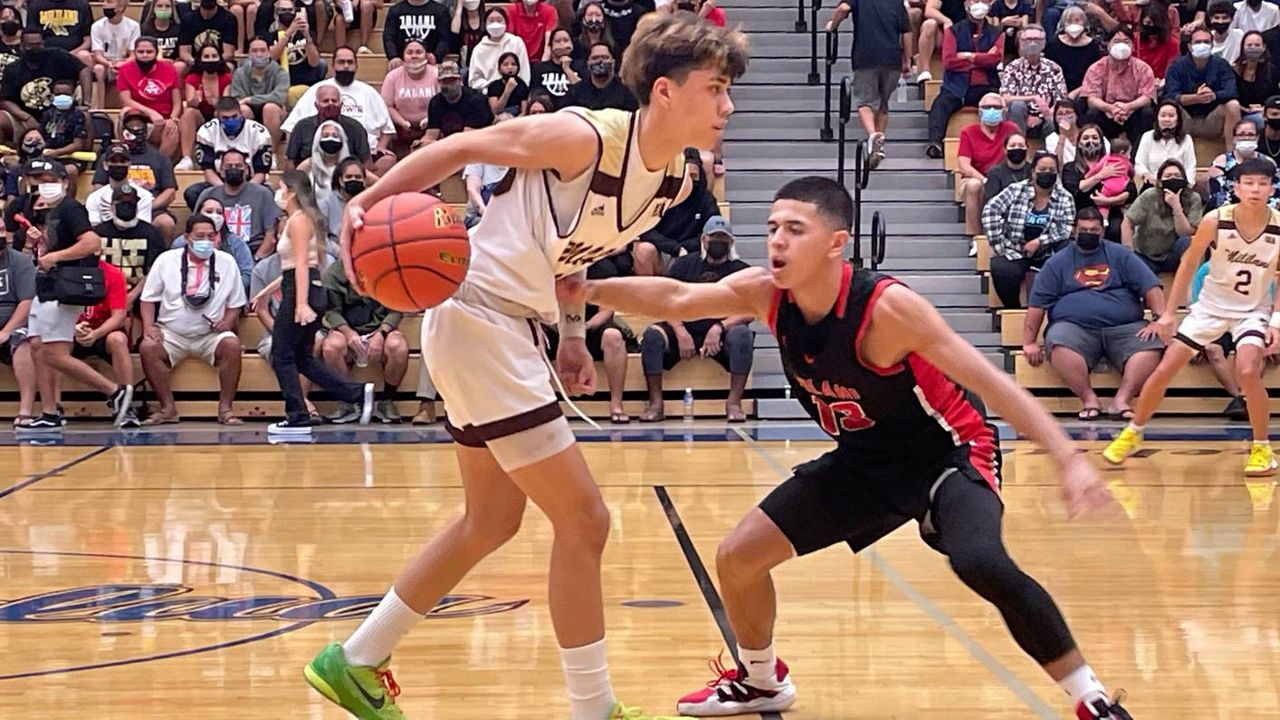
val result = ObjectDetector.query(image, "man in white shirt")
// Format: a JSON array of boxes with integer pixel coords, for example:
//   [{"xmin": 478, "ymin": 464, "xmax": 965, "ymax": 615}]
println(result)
[
  {"xmin": 281, "ymin": 46, "xmax": 395, "ymax": 173},
  {"xmin": 138, "ymin": 214, "xmax": 247, "ymax": 426},
  {"xmin": 1233, "ymin": 0, "xmax": 1280, "ymax": 33},
  {"xmin": 90, "ymin": 0, "xmax": 141, "ymax": 107},
  {"xmin": 86, "ymin": 143, "xmax": 156, "ymax": 224}
]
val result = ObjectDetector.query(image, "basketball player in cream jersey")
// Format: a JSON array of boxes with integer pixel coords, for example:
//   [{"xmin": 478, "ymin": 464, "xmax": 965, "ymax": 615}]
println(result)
[
  {"xmin": 301, "ymin": 14, "xmax": 748, "ymax": 720},
  {"xmin": 1105, "ymin": 157, "xmax": 1280, "ymax": 475}
]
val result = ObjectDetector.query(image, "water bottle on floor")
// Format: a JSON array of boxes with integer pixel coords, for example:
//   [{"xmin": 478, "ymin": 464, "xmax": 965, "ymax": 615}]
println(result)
[
  {"xmin": 896, "ymin": 76, "xmax": 908, "ymax": 104},
  {"xmin": 683, "ymin": 387, "xmax": 694, "ymax": 424}
]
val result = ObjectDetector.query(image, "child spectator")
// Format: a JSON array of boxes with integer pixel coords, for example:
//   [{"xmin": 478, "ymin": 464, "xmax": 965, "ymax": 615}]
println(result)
[{"xmin": 1086, "ymin": 135, "xmax": 1133, "ymax": 221}]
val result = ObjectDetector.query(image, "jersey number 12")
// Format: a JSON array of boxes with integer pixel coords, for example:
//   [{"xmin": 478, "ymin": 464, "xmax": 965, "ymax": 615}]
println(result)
[{"xmin": 813, "ymin": 397, "xmax": 875, "ymax": 434}]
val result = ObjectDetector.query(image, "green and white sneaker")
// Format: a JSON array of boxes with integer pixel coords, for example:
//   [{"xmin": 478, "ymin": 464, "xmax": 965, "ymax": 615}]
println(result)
[{"xmin": 304, "ymin": 643, "xmax": 405, "ymax": 719}]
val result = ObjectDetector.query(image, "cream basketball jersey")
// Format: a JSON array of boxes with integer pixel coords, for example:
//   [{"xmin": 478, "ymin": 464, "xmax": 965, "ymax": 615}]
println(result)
[
  {"xmin": 462, "ymin": 107, "xmax": 689, "ymax": 323},
  {"xmin": 1199, "ymin": 203, "xmax": 1280, "ymax": 317}
]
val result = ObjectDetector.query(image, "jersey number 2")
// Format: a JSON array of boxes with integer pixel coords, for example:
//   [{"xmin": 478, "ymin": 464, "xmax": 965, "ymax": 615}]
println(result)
[
  {"xmin": 814, "ymin": 398, "xmax": 875, "ymax": 434},
  {"xmin": 1235, "ymin": 269, "xmax": 1252, "ymax": 296}
]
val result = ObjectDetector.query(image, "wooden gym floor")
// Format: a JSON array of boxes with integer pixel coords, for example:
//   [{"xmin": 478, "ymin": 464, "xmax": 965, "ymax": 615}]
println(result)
[{"xmin": 0, "ymin": 425, "xmax": 1277, "ymax": 719}]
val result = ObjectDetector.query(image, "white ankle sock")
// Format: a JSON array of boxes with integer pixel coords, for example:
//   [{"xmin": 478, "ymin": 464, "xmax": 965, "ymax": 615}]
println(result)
[
  {"xmin": 737, "ymin": 644, "xmax": 780, "ymax": 688},
  {"xmin": 560, "ymin": 639, "xmax": 616, "ymax": 720},
  {"xmin": 342, "ymin": 588, "xmax": 424, "ymax": 667},
  {"xmin": 1127, "ymin": 421, "xmax": 1145, "ymax": 434},
  {"xmin": 1059, "ymin": 664, "xmax": 1106, "ymax": 705}
]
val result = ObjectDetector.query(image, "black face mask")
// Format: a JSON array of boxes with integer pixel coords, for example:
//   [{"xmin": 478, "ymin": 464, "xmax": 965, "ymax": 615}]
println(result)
[
  {"xmin": 1210, "ymin": 21, "xmax": 1231, "ymax": 33},
  {"xmin": 319, "ymin": 138, "xmax": 343, "ymax": 154},
  {"xmin": 200, "ymin": 0, "xmax": 217, "ymax": 9},
  {"xmin": 223, "ymin": 167, "xmax": 246, "ymax": 186},
  {"xmin": 583, "ymin": 18, "xmax": 604, "ymax": 32},
  {"xmin": 342, "ymin": 179, "xmax": 365, "ymax": 196},
  {"xmin": 278, "ymin": 11, "xmax": 296, "ymax": 24},
  {"xmin": 103, "ymin": 7, "xmax": 117, "ymax": 18},
  {"xmin": 706, "ymin": 238, "xmax": 731, "ymax": 260},
  {"xmin": 1267, "ymin": 117, "xmax": 1280, "ymax": 130},
  {"xmin": 21, "ymin": 141, "xmax": 43, "ymax": 157},
  {"xmin": 136, "ymin": 58, "xmax": 156, "ymax": 73},
  {"xmin": 1, "ymin": 20, "xmax": 21, "ymax": 36},
  {"xmin": 1249, "ymin": 0, "xmax": 1262, "ymax": 7},
  {"xmin": 1076, "ymin": 232, "xmax": 1102, "ymax": 251},
  {"xmin": 23, "ymin": 48, "xmax": 45, "ymax": 66},
  {"xmin": 1162, "ymin": 177, "xmax": 1188, "ymax": 193},
  {"xmin": 1139, "ymin": 26, "xmax": 1157, "ymax": 40},
  {"xmin": 589, "ymin": 59, "xmax": 614, "ymax": 78},
  {"xmin": 107, "ymin": 164, "xmax": 129, "ymax": 182},
  {"xmin": 114, "ymin": 201, "xmax": 138, "ymax": 221},
  {"xmin": 1035, "ymin": 171, "xmax": 1057, "ymax": 188},
  {"xmin": 201, "ymin": 60, "xmax": 222, "ymax": 74},
  {"xmin": 1005, "ymin": 148, "xmax": 1027, "ymax": 165},
  {"xmin": 334, "ymin": 69, "xmax": 355, "ymax": 86}
]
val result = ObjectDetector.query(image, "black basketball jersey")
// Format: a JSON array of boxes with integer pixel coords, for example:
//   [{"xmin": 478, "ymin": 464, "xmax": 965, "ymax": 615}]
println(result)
[{"xmin": 769, "ymin": 264, "xmax": 1000, "ymax": 488}]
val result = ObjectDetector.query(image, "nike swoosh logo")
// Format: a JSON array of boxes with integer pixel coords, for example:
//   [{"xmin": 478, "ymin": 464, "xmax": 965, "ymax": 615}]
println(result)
[{"xmin": 349, "ymin": 672, "xmax": 386, "ymax": 709}]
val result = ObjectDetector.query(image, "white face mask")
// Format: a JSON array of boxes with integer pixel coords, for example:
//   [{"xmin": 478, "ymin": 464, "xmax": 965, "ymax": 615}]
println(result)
[
  {"xmin": 968, "ymin": 1, "xmax": 989, "ymax": 18},
  {"xmin": 1063, "ymin": 23, "xmax": 1085, "ymax": 38},
  {"xmin": 274, "ymin": 188, "xmax": 289, "ymax": 209},
  {"xmin": 205, "ymin": 212, "xmax": 224, "ymax": 230},
  {"xmin": 463, "ymin": 0, "xmax": 479, "ymax": 7},
  {"xmin": 37, "ymin": 182, "xmax": 64, "ymax": 202},
  {"xmin": 1109, "ymin": 42, "xmax": 1132, "ymax": 60},
  {"xmin": 486, "ymin": 21, "xmax": 505, "ymax": 37}
]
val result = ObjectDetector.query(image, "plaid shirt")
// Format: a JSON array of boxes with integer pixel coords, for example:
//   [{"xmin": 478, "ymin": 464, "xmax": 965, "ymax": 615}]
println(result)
[{"xmin": 982, "ymin": 179, "xmax": 1077, "ymax": 260}]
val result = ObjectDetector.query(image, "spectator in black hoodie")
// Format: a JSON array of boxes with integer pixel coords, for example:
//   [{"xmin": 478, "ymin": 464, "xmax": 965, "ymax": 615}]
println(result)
[
  {"xmin": 384, "ymin": 0, "xmax": 452, "ymax": 68},
  {"xmin": 635, "ymin": 148, "xmax": 719, "ymax": 266}
]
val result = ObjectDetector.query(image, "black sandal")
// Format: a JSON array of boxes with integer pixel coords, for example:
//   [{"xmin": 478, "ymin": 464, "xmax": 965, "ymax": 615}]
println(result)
[{"xmin": 1077, "ymin": 407, "xmax": 1102, "ymax": 421}]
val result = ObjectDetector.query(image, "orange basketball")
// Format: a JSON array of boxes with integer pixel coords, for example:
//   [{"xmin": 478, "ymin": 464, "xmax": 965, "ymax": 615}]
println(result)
[{"xmin": 351, "ymin": 193, "xmax": 470, "ymax": 312}]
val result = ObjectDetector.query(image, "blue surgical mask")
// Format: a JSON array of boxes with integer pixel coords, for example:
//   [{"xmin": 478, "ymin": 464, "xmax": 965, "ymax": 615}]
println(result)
[
  {"xmin": 1190, "ymin": 42, "xmax": 1212, "ymax": 59},
  {"xmin": 979, "ymin": 107, "xmax": 1003, "ymax": 125},
  {"xmin": 51, "ymin": 94, "xmax": 73, "ymax": 110},
  {"xmin": 220, "ymin": 116, "xmax": 245, "ymax": 136},
  {"xmin": 191, "ymin": 239, "xmax": 215, "ymax": 259}
]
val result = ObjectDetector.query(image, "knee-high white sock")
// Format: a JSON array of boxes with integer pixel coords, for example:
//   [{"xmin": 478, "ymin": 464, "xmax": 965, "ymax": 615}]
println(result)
[
  {"xmin": 1059, "ymin": 664, "xmax": 1106, "ymax": 705},
  {"xmin": 560, "ymin": 639, "xmax": 616, "ymax": 720},
  {"xmin": 343, "ymin": 588, "xmax": 425, "ymax": 667},
  {"xmin": 738, "ymin": 644, "xmax": 781, "ymax": 688}
]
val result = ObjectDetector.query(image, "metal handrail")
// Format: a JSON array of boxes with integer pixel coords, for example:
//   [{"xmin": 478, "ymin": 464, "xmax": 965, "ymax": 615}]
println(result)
[
  {"xmin": 821, "ymin": 29, "xmax": 839, "ymax": 141},
  {"xmin": 870, "ymin": 210, "xmax": 887, "ymax": 270},
  {"xmin": 807, "ymin": 0, "xmax": 820, "ymax": 84},
  {"xmin": 795, "ymin": 0, "xmax": 807, "ymax": 32},
  {"xmin": 836, "ymin": 76, "xmax": 853, "ymax": 186}
]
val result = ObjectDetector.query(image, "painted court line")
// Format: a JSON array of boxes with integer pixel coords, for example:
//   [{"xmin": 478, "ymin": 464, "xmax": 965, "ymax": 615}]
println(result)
[
  {"xmin": 732, "ymin": 428, "xmax": 1060, "ymax": 720},
  {"xmin": 0, "ymin": 445, "xmax": 111, "ymax": 501}
]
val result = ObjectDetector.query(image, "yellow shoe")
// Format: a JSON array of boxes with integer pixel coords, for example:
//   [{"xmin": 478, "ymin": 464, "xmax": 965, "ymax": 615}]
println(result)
[
  {"xmin": 1102, "ymin": 427, "xmax": 1143, "ymax": 465},
  {"xmin": 609, "ymin": 702, "xmax": 696, "ymax": 720},
  {"xmin": 1245, "ymin": 443, "xmax": 1277, "ymax": 477}
]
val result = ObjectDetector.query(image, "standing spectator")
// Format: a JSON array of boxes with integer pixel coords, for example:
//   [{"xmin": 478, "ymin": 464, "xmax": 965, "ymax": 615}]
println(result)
[
  {"xmin": 281, "ymin": 47, "xmax": 396, "ymax": 172},
  {"xmin": 1163, "ymin": 26, "xmax": 1242, "ymax": 151},
  {"xmin": 187, "ymin": 96, "xmax": 274, "ymax": 207},
  {"xmin": 637, "ymin": 216, "xmax": 754, "ymax": 423},
  {"xmin": 636, "ymin": 148, "xmax": 719, "ymax": 260},
  {"xmin": 71, "ymin": 259, "xmax": 140, "ymax": 428},
  {"xmin": 194, "ymin": 149, "xmax": 280, "ymax": 255},
  {"xmin": 1134, "ymin": 100, "xmax": 1198, "ymax": 187},
  {"xmin": 269, "ymin": 0, "xmax": 325, "ymax": 107},
  {"xmin": 600, "ymin": 0, "xmax": 643, "ymax": 57},
  {"xmin": 141, "ymin": 0, "xmax": 184, "ymax": 74},
  {"xmin": 573, "ymin": 2, "xmax": 613, "ymax": 66},
  {"xmin": 383, "ymin": 0, "xmax": 452, "ymax": 69},
  {"xmin": 1136, "ymin": 0, "xmax": 1182, "ymax": 80},
  {"xmin": 563, "ymin": 41, "xmax": 636, "ymax": 111},
  {"xmin": 487, "ymin": 51, "xmax": 529, "ymax": 117},
  {"xmin": 0, "ymin": 228, "xmax": 36, "ymax": 427},
  {"xmin": 86, "ymin": 142, "xmax": 155, "ymax": 225},
  {"xmin": 1208, "ymin": 1, "xmax": 1244, "ymax": 62},
  {"xmin": 98, "ymin": 110, "xmax": 180, "ymax": 241},
  {"xmin": 1260, "ymin": 94, "xmax": 1280, "ymax": 162},
  {"xmin": 1208, "ymin": 118, "xmax": 1280, "ymax": 207},
  {"xmin": 35, "ymin": 77, "xmax": 89, "ymax": 180},
  {"xmin": 93, "ymin": 183, "xmax": 167, "ymax": 302},
  {"xmin": 333, "ymin": 0, "xmax": 383, "ymax": 56},
  {"xmin": 285, "ymin": 84, "xmax": 372, "ymax": 169},
  {"xmin": 1234, "ymin": 30, "xmax": 1276, "ymax": 128},
  {"xmin": 26, "ymin": 0, "xmax": 94, "ymax": 67},
  {"xmin": 425, "ymin": 59, "xmax": 494, "ymax": 139},
  {"xmin": 529, "ymin": 26, "xmax": 579, "ymax": 107},
  {"xmin": 828, "ymin": 0, "xmax": 910, "ymax": 169},
  {"xmin": 468, "ymin": 7, "xmax": 530, "ymax": 91},
  {"xmin": 982, "ymin": 132, "xmax": 1030, "ymax": 201},
  {"xmin": 924, "ymin": 0, "xmax": 1004, "ymax": 160},
  {"xmin": 982, "ymin": 152, "xmax": 1076, "ymax": 307},
  {"xmin": 177, "ymin": 0, "xmax": 237, "ymax": 63},
  {"xmin": 1081, "ymin": 29, "xmax": 1157, "ymax": 141},
  {"xmin": 230, "ymin": 36, "xmax": 288, "ymax": 148},
  {"xmin": 1021, "ymin": 207, "xmax": 1166, "ymax": 421},
  {"xmin": 116, "ymin": 37, "xmax": 183, "ymax": 159},
  {"xmin": 955, "ymin": 93, "xmax": 1019, "ymax": 236},
  {"xmin": 320, "ymin": 259, "xmax": 408, "ymax": 424},
  {"xmin": 382, "ymin": 39, "xmax": 439, "ymax": 152},
  {"xmin": 177, "ymin": 43, "xmax": 233, "ymax": 169},
  {"xmin": 508, "ymin": 0, "xmax": 557, "ymax": 61},
  {"xmin": 1, "ymin": 32, "xmax": 90, "ymax": 140},
  {"xmin": 89, "ymin": 0, "xmax": 141, "ymax": 108},
  {"xmin": 998, "ymin": 24, "xmax": 1067, "ymax": 137},
  {"xmin": 1122, "ymin": 158, "xmax": 1202, "ymax": 273},
  {"xmin": 450, "ymin": 0, "xmax": 486, "ymax": 70},
  {"xmin": 1044, "ymin": 5, "xmax": 1102, "ymax": 97},
  {"xmin": 1232, "ymin": 0, "xmax": 1279, "ymax": 33},
  {"xmin": 138, "ymin": 214, "xmax": 246, "ymax": 426}
]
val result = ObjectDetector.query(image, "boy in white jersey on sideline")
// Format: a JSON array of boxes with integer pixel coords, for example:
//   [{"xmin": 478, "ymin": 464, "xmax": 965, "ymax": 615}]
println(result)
[
  {"xmin": 300, "ymin": 13, "xmax": 748, "ymax": 720},
  {"xmin": 1105, "ymin": 157, "xmax": 1280, "ymax": 475}
]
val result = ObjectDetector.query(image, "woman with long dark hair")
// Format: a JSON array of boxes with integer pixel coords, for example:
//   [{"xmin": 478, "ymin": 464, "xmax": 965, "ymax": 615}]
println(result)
[{"xmin": 1234, "ymin": 30, "xmax": 1277, "ymax": 130}]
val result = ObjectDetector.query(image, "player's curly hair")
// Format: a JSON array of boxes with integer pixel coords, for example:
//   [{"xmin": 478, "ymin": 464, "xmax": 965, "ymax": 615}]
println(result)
[{"xmin": 621, "ymin": 12, "xmax": 749, "ymax": 106}]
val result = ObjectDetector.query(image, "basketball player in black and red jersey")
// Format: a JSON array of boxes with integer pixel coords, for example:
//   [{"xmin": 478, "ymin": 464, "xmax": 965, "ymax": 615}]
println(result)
[{"xmin": 562, "ymin": 177, "xmax": 1133, "ymax": 719}]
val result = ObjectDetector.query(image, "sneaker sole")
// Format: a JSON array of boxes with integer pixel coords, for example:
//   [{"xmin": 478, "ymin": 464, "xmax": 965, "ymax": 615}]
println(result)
[
  {"xmin": 1244, "ymin": 459, "xmax": 1278, "ymax": 477},
  {"xmin": 268, "ymin": 425, "xmax": 314, "ymax": 435},
  {"xmin": 303, "ymin": 664, "xmax": 357, "ymax": 717},
  {"xmin": 677, "ymin": 686, "xmax": 797, "ymax": 717}
]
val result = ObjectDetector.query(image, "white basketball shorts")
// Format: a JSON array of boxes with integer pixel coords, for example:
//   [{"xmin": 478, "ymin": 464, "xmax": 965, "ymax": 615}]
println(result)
[{"xmin": 1175, "ymin": 303, "xmax": 1270, "ymax": 350}]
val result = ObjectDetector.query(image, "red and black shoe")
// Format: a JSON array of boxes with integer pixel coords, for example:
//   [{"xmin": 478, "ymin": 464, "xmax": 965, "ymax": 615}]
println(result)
[
  {"xmin": 1077, "ymin": 691, "xmax": 1134, "ymax": 719},
  {"xmin": 676, "ymin": 652, "xmax": 796, "ymax": 717}
]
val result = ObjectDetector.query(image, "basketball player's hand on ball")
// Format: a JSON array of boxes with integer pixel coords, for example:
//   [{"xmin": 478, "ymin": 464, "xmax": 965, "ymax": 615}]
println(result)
[
  {"xmin": 296, "ymin": 303, "xmax": 317, "ymax": 325},
  {"xmin": 556, "ymin": 337, "xmax": 597, "ymax": 396},
  {"xmin": 340, "ymin": 202, "xmax": 368, "ymax": 295},
  {"xmin": 1059, "ymin": 454, "xmax": 1117, "ymax": 519}
]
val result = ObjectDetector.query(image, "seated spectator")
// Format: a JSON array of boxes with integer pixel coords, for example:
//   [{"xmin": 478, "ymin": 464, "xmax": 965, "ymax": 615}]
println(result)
[
  {"xmin": 0, "ymin": 7, "xmax": 23, "ymax": 74},
  {"xmin": 636, "ymin": 147, "xmax": 719, "ymax": 261},
  {"xmin": 526, "ymin": 91, "xmax": 556, "ymax": 114},
  {"xmin": 1188, "ymin": 259, "xmax": 1248, "ymax": 419},
  {"xmin": 381, "ymin": 40, "xmax": 439, "ymax": 153},
  {"xmin": 1163, "ymin": 27, "xmax": 1242, "ymax": 150},
  {"xmin": 29, "ymin": 0, "xmax": 94, "ymax": 70},
  {"xmin": 285, "ymin": 84, "xmax": 372, "ymax": 171},
  {"xmin": 90, "ymin": 0, "xmax": 141, "ymax": 108},
  {"xmin": 94, "ymin": 184, "xmax": 168, "ymax": 305},
  {"xmin": 35, "ymin": 78, "xmax": 90, "ymax": 184},
  {"xmin": 0, "ymin": 33, "xmax": 89, "ymax": 145},
  {"xmin": 140, "ymin": 0, "xmax": 185, "ymax": 76},
  {"xmin": 1085, "ymin": 135, "xmax": 1134, "ymax": 223},
  {"xmin": 1122, "ymin": 158, "xmax": 1202, "ymax": 274},
  {"xmin": 174, "ymin": 195, "xmax": 256, "ymax": 288},
  {"xmin": 0, "ymin": 228, "xmax": 37, "ymax": 426},
  {"xmin": 178, "ymin": 44, "xmax": 233, "ymax": 169},
  {"xmin": 87, "ymin": 143, "xmax": 156, "ymax": 226},
  {"xmin": 1234, "ymin": 30, "xmax": 1276, "ymax": 128},
  {"xmin": 1044, "ymin": 98, "xmax": 1109, "ymax": 163},
  {"xmin": 916, "ymin": 0, "xmax": 964, "ymax": 83},
  {"xmin": 1134, "ymin": 100, "xmax": 1198, "ymax": 187},
  {"xmin": 451, "ymin": 0, "xmax": 488, "ymax": 70},
  {"xmin": 1261, "ymin": 94, "xmax": 1280, "ymax": 162},
  {"xmin": 1233, "ymin": 0, "xmax": 1280, "ymax": 33},
  {"xmin": 469, "ymin": 8, "xmax": 530, "ymax": 91},
  {"xmin": 319, "ymin": 158, "xmax": 367, "ymax": 250},
  {"xmin": 999, "ymin": 24, "xmax": 1066, "ymax": 138},
  {"xmin": 1208, "ymin": 1, "xmax": 1244, "ymax": 62},
  {"xmin": 281, "ymin": 47, "xmax": 396, "ymax": 174},
  {"xmin": 543, "ymin": 297, "xmax": 636, "ymax": 424},
  {"xmin": 1044, "ymin": 6, "xmax": 1102, "ymax": 98},
  {"xmin": 1062, "ymin": 124, "xmax": 1134, "ymax": 240},
  {"xmin": 563, "ymin": 41, "xmax": 637, "ymax": 111},
  {"xmin": 71, "ymin": 259, "xmax": 139, "ymax": 427},
  {"xmin": 955, "ymin": 93, "xmax": 1019, "ymax": 237},
  {"xmin": 178, "ymin": 0, "xmax": 238, "ymax": 63},
  {"xmin": 924, "ymin": 0, "xmax": 1004, "ymax": 159},
  {"xmin": 1176, "ymin": 0, "xmax": 1207, "ymax": 34},
  {"xmin": 268, "ymin": 0, "xmax": 326, "ymax": 107},
  {"xmin": 982, "ymin": 152, "xmax": 1076, "ymax": 307},
  {"xmin": 1021, "ymin": 207, "xmax": 1166, "ymax": 421},
  {"xmin": 138, "ymin": 214, "xmax": 247, "ymax": 426},
  {"xmin": 188, "ymin": 98, "xmax": 275, "ymax": 208},
  {"xmin": 426, "ymin": 59, "xmax": 496, "ymax": 140},
  {"xmin": 116, "ymin": 37, "xmax": 183, "ymax": 159},
  {"xmin": 333, "ymin": 0, "xmax": 384, "ymax": 55},
  {"xmin": 299, "ymin": 120, "xmax": 351, "ymax": 205},
  {"xmin": 1136, "ymin": 0, "xmax": 1182, "ymax": 80},
  {"xmin": 1208, "ymin": 118, "xmax": 1280, "ymax": 207},
  {"xmin": 600, "ymin": 0, "xmax": 643, "ymax": 58},
  {"xmin": 509, "ymin": 0, "xmax": 558, "ymax": 62},
  {"xmin": 461, "ymin": 143, "xmax": 509, "ymax": 228},
  {"xmin": 194, "ymin": 150, "xmax": 280, "ymax": 257},
  {"xmin": 487, "ymin": 51, "xmax": 530, "ymax": 117},
  {"xmin": 990, "ymin": 0, "xmax": 1034, "ymax": 60},
  {"xmin": 529, "ymin": 27, "xmax": 580, "ymax": 108},
  {"xmin": 22, "ymin": 159, "xmax": 133, "ymax": 431},
  {"xmin": 382, "ymin": 0, "xmax": 450, "ymax": 70},
  {"xmin": 983, "ymin": 132, "xmax": 1031, "ymax": 202},
  {"xmin": 1081, "ymin": 29, "xmax": 1157, "ymax": 141},
  {"xmin": 320, "ymin": 260, "xmax": 408, "ymax": 423},
  {"xmin": 230, "ymin": 36, "xmax": 289, "ymax": 148},
  {"xmin": 638, "ymin": 216, "xmax": 754, "ymax": 422},
  {"xmin": 573, "ymin": 2, "xmax": 614, "ymax": 66}
]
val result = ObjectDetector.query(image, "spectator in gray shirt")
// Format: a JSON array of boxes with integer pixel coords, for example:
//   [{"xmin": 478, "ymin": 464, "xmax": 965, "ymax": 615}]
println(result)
[
  {"xmin": 231, "ymin": 37, "xmax": 290, "ymax": 148},
  {"xmin": 195, "ymin": 150, "xmax": 281, "ymax": 258},
  {"xmin": 0, "ymin": 231, "xmax": 37, "ymax": 426}
]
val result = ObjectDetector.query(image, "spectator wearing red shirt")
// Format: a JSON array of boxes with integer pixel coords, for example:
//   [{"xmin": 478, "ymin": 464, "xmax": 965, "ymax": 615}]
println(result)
[
  {"xmin": 180, "ymin": 44, "xmax": 233, "ymax": 168},
  {"xmin": 1135, "ymin": 2, "xmax": 1180, "ymax": 80},
  {"xmin": 507, "ymin": 0, "xmax": 559, "ymax": 61},
  {"xmin": 71, "ymin": 260, "xmax": 138, "ymax": 425},
  {"xmin": 116, "ymin": 37, "xmax": 182, "ymax": 159},
  {"xmin": 957, "ymin": 93, "xmax": 1019, "ymax": 238}
]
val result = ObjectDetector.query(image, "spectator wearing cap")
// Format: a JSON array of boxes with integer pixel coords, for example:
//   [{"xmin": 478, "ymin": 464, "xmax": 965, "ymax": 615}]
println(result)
[
  {"xmin": 284, "ymin": 84, "xmax": 372, "ymax": 173},
  {"xmin": 97, "ymin": 110, "xmax": 180, "ymax": 243},
  {"xmin": 93, "ymin": 183, "xmax": 168, "ymax": 306},
  {"xmin": 0, "ymin": 225, "xmax": 37, "ymax": 427},
  {"xmin": 115, "ymin": 37, "xmax": 183, "ymax": 160},
  {"xmin": 20, "ymin": 159, "xmax": 134, "ymax": 431},
  {"xmin": 230, "ymin": 36, "xmax": 289, "ymax": 149},
  {"xmin": 1161, "ymin": 26, "xmax": 1242, "ymax": 153},
  {"xmin": 90, "ymin": 0, "xmax": 141, "ymax": 108},
  {"xmin": 1260, "ymin": 94, "xmax": 1280, "ymax": 163},
  {"xmin": 426, "ymin": 59, "xmax": 495, "ymax": 142},
  {"xmin": 280, "ymin": 47, "xmax": 397, "ymax": 174},
  {"xmin": 87, "ymin": 143, "xmax": 157, "ymax": 226},
  {"xmin": 637, "ymin": 216, "xmax": 756, "ymax": 423}
]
